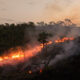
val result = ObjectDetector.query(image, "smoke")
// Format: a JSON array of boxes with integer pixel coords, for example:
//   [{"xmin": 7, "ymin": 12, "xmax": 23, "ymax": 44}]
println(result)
[
  {"xmin": 0, "ymin": 19, "xmax": 80, "ymax": 79},
  {"xmin": 43, "ymin": 0, "xmax": 80, "ymax": 25},
  {"xmin": 24, "ymin": 19, "xmax": 80, "ymax": 69}
]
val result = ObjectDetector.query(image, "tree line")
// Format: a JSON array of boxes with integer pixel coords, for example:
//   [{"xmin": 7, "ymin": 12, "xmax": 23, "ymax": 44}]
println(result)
[
  {"xmin": 0, "ymin": 22, "xmax": 35, "ymax": 54},
  {"xmin": 0, "ymin": 19, "xmax": 79, "ymax": 55}
]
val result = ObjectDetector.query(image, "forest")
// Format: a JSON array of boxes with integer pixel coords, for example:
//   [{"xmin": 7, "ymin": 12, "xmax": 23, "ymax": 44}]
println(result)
[{"xmin": 0, "ymin": 19, "xmax": 80, "ymax": 80}]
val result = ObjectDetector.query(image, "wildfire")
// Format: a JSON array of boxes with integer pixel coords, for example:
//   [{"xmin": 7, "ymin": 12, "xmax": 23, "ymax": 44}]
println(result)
[
  {"xmin": 0, "ymin": 45, "xmax": 43, "ymax": 66},
  {"xmin": 55, "ymin": 37, "xmax": 74, "ymax": 43},
  {"xmin": 12, "ymin": 54, "xmax": 24, "ymax": 59},
  {"xmin": 0, "ymin": 37, "xmax": 74, "ymax": 66},
  {"xmin": 40, "ymin": 41, "xmax": 53, "ymax": 48}
]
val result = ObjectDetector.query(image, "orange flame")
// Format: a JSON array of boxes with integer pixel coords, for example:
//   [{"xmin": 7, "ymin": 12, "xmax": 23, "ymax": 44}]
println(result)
[
  {"xmin": 47, "ymin": 41, "xmax": 53, "ymax": 45},
  {"xmin": 0, "ymin": 45, "xmax": 43, "ymax": 66},
  {"xmin": 55, "ymin": 37, "xmax": 74, "ymax": 43},
  {"xmin": 40, "ymin": 41, "xmax": 53, "ymax": 48},
  {"xmin": 0, "ymin": 37, "xmax": 74, "ymax": 66},
  {"xmin": 4, "ymin": 57, "xmax": 9, "ymax": 60},
  {"xmin": 0, "ymin": 58, "xmax": 3, "ymax": 62}
]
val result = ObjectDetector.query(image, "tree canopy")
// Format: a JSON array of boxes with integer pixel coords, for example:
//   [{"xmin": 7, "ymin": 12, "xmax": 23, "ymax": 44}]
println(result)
[{"xmin": 38, "ymin": 32, "xmax": 52, "ymax": 48}]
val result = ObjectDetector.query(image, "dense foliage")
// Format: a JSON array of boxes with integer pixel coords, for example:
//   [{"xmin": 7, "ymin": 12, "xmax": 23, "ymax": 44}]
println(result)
[{"xmin": 0, "ymin": 22, "xmax": 35, "ymax": 54}]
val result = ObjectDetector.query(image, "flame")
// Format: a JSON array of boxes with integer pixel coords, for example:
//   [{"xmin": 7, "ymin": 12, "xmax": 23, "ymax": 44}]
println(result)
[
  {"xmin": 47, "ymin": 41, "xmax": 53, "ymax": 45},
  {"xmin": 0, "ymin": 37, "xmax": 74, "ymax": 66},
  {"xmin": 0, "ymin": 58, "xmax": 3, "ymax": 62},
  {"xmin": 40, "ymin": 41, "xmax": 53, "ymax": 48},
  {"xmin": 55, "ymin": 37, "xmax": 74, "ymax": 43},
  {"xmin": 0, "ymin": 45, "xmax": 43, "ymax": 66},
  {"xmin": 12, "ymin": 55, "xmax": 22, "ymax": 59},
  {"xmin": 4, "ymin": 57, "xmax": 9, "ymax": 60}
]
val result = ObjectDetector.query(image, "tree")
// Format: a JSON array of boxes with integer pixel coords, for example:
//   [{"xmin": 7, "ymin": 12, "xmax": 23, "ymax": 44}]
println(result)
[
  {"xmin": 37, "ymin": 32, "xmax": 53, "ymax": 69},
  {"xmin": 37, "ymin": 22, "xmax": 45, "ymax": 26},
  {"xmin": 49, "ymin": 21, "xmax": 55, "ymax": 26},
  {"xmin": 38, "ymin": 32, "xmax": 52, "ymax": 49}
]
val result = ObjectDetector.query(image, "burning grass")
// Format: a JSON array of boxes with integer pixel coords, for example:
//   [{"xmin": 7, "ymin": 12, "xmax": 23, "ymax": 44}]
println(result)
[
  {"xmin": 55, "ymin": 37, "xmax": 74, "ymax": 43},
  {"xmin": 0, "ymin": 37, "xmax": 74, "ymax": 66}
]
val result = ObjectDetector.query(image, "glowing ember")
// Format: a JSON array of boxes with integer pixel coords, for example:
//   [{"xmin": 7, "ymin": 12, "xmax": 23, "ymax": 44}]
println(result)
[
  {"xmin": 40, "ymin": 69, "xmax": 42, "ymax": 73},
  {"xmin": 28, "ymin": 70, "xmax": 32, "ymax": 74}
]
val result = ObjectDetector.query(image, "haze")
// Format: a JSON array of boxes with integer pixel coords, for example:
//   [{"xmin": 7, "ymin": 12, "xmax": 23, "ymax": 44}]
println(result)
[{"xmin": 0, "ymin": 0, "xmax": 80, "ymax": 25}]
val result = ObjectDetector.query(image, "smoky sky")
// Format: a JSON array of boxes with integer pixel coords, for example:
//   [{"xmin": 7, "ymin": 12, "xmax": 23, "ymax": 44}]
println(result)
[{"xmin": 0, "ymin": 0, "xmax": 80, "ymax": 25}]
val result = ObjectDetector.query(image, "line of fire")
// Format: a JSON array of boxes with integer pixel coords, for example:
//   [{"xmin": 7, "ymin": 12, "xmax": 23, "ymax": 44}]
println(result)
[{"xmin": 0, "ymin": 37, "xmax": 74, "ymax": 64}]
